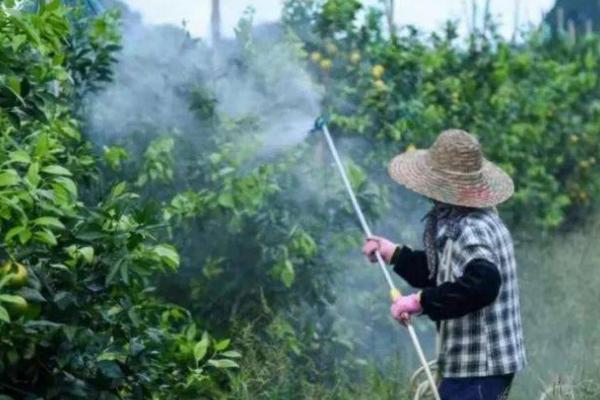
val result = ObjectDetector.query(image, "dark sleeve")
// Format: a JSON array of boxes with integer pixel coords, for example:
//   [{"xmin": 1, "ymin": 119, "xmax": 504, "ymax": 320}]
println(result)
[
  {"xmin": 420, "ymin": 259, "xmax": 501, "ymax": 321},
  {"xmin": 391, "ymin": 246, "xmax": 435, "ymax": 289}
]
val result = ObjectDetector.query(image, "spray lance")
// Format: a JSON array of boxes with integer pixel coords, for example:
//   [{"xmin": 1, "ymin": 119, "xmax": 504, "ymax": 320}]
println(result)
[{"xmin": 311, "ymin": 117, "xmax": 441, "ymax": 400}]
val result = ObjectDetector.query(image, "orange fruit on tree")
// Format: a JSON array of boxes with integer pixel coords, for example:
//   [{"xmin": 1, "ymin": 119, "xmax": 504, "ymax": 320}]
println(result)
[
  {"xmin": 372, "ymin": 64, "xmax": 385, "ymax": 79},
  {"xmin": 0, "ymin": 260, "xmax": 28, "ymax": 288},
  {"xmin": 373, "ymin": 79, "xmax": 386, "ymax": 91},
  {"xmin": 349, "ymin": 51, "xmax": 361, "ymax": 64},
  {"xmin": 5, "ymin": 298, "xmax": 40, "ymax": 320},
  {"xmin": 6, "ymin": 298, "xmax": 28, "ymax": 318},
  {"xmin": 320, "ymin": 59, "xmax": 333, "ymax": 71}
]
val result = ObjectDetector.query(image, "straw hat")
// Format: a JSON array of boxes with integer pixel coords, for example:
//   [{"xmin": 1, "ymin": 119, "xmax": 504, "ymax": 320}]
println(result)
[{"xmin": 388, "ymin": 129, "xmax": 514, "ymax": 208}]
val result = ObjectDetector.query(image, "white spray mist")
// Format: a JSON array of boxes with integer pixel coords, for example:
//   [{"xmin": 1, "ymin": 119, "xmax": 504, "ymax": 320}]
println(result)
[{"xmin": 85, "ymin": 7, "xmax": 322, "ymax": 152}]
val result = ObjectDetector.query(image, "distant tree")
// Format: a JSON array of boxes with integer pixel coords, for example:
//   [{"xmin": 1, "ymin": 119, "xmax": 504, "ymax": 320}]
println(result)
[{"xmin": 545, "ymin": 0, "xmax": 600, "ymax": 36}]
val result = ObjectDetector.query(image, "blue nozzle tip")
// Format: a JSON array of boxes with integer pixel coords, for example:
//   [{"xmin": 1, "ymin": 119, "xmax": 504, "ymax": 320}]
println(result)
[{"xmin": 312, "ymin": 116, "xmax": 328, "ymax": 132}]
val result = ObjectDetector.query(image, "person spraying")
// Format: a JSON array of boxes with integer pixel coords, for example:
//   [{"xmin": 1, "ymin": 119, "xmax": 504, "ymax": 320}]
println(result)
[{"xmin": 362, "ymin": 129, "xmax": 526, "ymax": 400}]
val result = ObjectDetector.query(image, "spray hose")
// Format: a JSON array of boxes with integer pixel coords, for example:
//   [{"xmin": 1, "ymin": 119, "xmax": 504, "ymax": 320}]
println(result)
[{"xmin": 312, "ymin": 117, "xmax": 441, "ymax": 400}]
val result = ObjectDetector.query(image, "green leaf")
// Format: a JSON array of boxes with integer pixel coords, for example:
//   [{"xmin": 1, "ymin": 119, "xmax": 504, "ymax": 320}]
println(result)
[
  {"xmin": 11, "ymin": 33, "xmax": 26, "ymax": 52},
  {"xmin": 207, "ymin": 359, "xmax": 239, "ymax": 369},
  {"xmin": 218, "ymin": 192, "xmax": 235, "ymax": 208},
  {"xmin": 9, "ymin": 150, "xmax": 30, "ymax": 164},
  {"xmin": 26, "ymin": 162, "xmax": 40, "ymax": 188},
  {"xmin": 281, "ymin": 260, "xmax": 295, "ymax": 288},
  {"xmin": 106, "ymin": 259, "xmax": 124, "ymax": 286},
  {"xmin": 18, "ymin": 228, "xmax": 32, "ymax": 244},
  {"xmin": 194, "ymin": 332, "xmax": 209, "ymax": 362},
  {"xmin": 5, "ymin": 226, "xmax": 26, "ymax": 242},
  {"xmin": 103, "ymin": 146, "xmax": 129, "ymax": 170},
  {"xmin": 128, "ymin": 307, "xmax": 141, "ymax": 327},
  {"xmin": 17, "ymin": 287, "xmax": 46, "ymax": 303},
  {"xmin": 33, "ymin": 134, "xmax": 49, "ymax": 158},
  {"xmin": 214, "ymin": 338, "xmax": 230, "ymax": 351},
  {"xmin": 111, "ymin": 182, "xmax": 127, "ymax": 197},
  {"xmin": 221, "ymin": 350, "xmax": 242, "ymax": 358},
  {"xmin": 97, "ymin": 351, "xmax": 127, "ymax": 363},
  {"xmin": 80, "ymin": 246, "xmax": 94, "ymax": 263},
  {"xmin": 0, "ymin": 294, "xmax": 27, "ymax": 306},
  {"xmin": 6, "ymin": 225, "xmax": 32, "ymax": 245},
  {"xmin": 53, "ymin": 291, "xmax": 74, "ymax": 310},
  {"xmin": 33, "ymin": 217, "xmax": 65, "ymax": 229},
  {"xmin": 120, "ymin": 262, "xmax": 129, "ymax": 284},
  {"xmin": 0, "ymin": 170, "xmax": 20, "ymax": 187},
  {"xmin": 54, "ymin": 177, "xmax": 78, "ymax": 196},
  {"xmin": 6, "ymin": 76, "xmax": 21, "ymax": 97},
  {"xmin": 33, "ymin": 229, "xmax": 57, "ymax": 246},
  {"xmin": 41, "ymin": 165, "xmax": 72, "ymax": 176},
  {"xmin": 0, "ymin": 306, "xmax": 9, "ymax": 323},
  {"xmin": 52, "ymin": 182, "xmax": 71, "ymax": 207},
  {"xmin": 49, "ymin": 263, "xmax": 70, "ymax": 272},
  {"xmin": 45, "ymin": 0, "xmax": 62, "ymax": 12},
  {"xmin": 0, "ymin": 274, "xmax": 14, "ymax": 290},
  {"xmin": 154, "ymin": 244, "xmax": 180, "ymax": 269},
  {"xmin": 186, "ymin": 323, "xmax": 197, "ymax": 341},
  {"xmin": 98, "ymin": 360, "xmax": 123, "ymax": 379}
]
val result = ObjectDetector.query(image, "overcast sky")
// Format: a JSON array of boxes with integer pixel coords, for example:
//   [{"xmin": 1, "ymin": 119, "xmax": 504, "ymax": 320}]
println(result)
[{"xmin": 123, "ymin": 0, "xmax": 556, "ymax": 39}]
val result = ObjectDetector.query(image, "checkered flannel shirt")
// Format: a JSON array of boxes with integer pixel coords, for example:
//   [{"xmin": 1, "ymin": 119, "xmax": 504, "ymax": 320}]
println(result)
[{"xmin": 435, "ymin": 209, "xmax": 526, "ymax": 378}]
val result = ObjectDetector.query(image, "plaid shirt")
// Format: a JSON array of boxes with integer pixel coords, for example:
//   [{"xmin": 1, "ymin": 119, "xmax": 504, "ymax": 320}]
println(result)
[{"xmin": 434, "ymin": 209, "xmax": 526, "ymax": 378}]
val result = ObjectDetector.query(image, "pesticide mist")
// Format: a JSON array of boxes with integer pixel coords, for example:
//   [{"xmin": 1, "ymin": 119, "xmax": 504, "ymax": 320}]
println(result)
[{"xmin": 86, "ymin": 8, "xmax": 321, "ymax": 152}]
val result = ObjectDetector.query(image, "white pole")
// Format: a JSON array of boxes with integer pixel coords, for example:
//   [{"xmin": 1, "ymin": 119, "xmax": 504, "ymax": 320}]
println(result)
[{"xmin": 320, "ymin": 124, "xmax": 441, "ymax": 400}]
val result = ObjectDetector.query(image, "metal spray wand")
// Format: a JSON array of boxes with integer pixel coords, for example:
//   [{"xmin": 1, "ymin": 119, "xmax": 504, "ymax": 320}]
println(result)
[{"xmin": 312, "ymin": 117, "xmax": 440, "ymax": 400}]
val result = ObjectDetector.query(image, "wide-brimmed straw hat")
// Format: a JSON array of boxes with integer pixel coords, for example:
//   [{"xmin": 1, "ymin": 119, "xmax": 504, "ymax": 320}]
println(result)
[{"xmin": 388, "ymin": 129, "xmax": 514, "ymax": 208}]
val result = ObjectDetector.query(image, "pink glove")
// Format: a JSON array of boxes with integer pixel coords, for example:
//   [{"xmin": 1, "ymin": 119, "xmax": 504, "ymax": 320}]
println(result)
[
  {"xmin": 362, "ymin": 235, "xmax": 398, "ymax": 264},
  {"xmin": 390, "ymin": 293, "xmax": 423, "ymax": 323}
]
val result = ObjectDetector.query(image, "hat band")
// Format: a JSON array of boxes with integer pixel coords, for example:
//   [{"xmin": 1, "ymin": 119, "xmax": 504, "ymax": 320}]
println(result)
[{"xmin": 432, "ymin": 166, "xmax": 484, "ymax": 177}]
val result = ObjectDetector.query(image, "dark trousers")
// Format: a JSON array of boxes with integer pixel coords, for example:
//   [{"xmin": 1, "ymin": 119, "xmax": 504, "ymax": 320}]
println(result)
[{"xmin": 438, "ymin": 374, "xmax": 514, "ymax": 400}]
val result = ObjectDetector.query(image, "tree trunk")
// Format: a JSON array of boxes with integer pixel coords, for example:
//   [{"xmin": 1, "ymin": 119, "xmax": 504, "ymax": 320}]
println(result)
[
  {"xmin": 211, "ymin": 0, "xmax": 221, "ymax": 45},
  {"xmin": 383, "ymin": 0, "xmax": 395, "ymax": 36}
]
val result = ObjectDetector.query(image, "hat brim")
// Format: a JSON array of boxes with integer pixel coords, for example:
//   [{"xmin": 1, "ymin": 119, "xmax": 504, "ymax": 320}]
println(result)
[{"xmin": 388, "ymin": 149, "xmax": 514, "ymax": 208}]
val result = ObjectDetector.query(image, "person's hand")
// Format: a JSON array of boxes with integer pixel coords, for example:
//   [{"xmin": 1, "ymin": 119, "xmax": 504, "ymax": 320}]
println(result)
[
  {"xmin": 362, "ymin": 235, "xmax": 398, "ymax": 264},
  {"xmin": 390, "ymin": 293, "xmax": 423, "ymax": 323}
]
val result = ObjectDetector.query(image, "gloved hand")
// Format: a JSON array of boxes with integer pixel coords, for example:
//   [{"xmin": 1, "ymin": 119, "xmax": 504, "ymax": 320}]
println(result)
[
  {"xmin": 362, "ymin": 235, "xmax": 398, "ymax": 264},
  {"xmin": 390, "ymin": 293, "xmax": 422, "ymax": 323}
]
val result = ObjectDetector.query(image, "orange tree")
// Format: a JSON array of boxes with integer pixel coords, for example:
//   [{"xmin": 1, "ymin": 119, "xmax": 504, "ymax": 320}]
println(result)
[
  {"xmin": 98, "ymin": 41, "xmax": 385, "ymax": 393},
  {"xmin": 0, "ymin": 3, "xmax": 238, "ymax": 398},
  {"xmin": 285, "ymin": 0, "xmax": 600, "ymax": 229}
]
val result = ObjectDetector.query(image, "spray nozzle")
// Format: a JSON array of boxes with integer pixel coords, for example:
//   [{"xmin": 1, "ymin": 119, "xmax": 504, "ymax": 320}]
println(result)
[{"xmin": 311, "ymin": 116, "xmax": 330, "ymax": 133}]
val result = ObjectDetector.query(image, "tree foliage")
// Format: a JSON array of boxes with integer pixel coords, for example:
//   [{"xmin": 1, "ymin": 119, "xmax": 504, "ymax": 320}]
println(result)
[
  {"xmin": 291, "ymin": 0, "xmax": 600, "ymax": 229},
  {"xmin": 0, "ymin": 4, "xmax": 237, "ymax": 399}
]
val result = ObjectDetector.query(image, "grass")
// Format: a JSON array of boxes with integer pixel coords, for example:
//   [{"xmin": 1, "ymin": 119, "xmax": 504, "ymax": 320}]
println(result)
[
  {"xmin": 228, "ymin": 325, "xmax": 412, "ymax": 400},
  {"xmin": 511, "ymin": 216, "xmax": 600, "ymax": 399}
]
